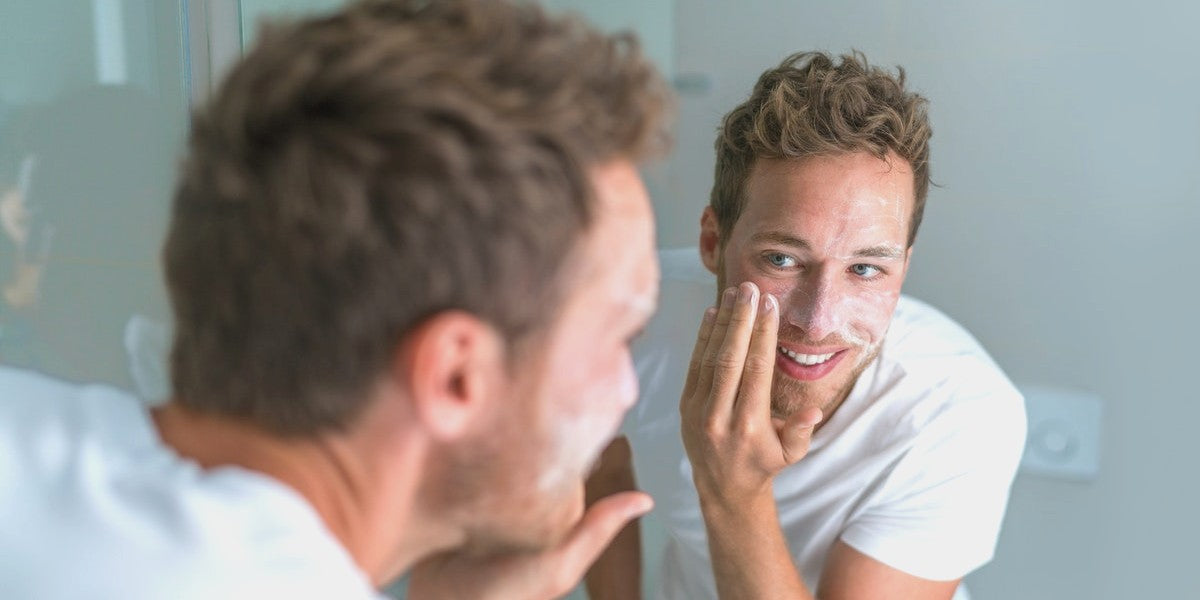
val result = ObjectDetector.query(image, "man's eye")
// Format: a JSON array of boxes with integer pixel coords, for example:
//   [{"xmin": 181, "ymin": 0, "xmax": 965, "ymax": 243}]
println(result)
[
  {"xmin": 850, "ymin": 264, "xmax": 881, "ymax": 278},
  {"xmin": 765, "ymin": 253, "xmax": 796, "ymax": 268}
]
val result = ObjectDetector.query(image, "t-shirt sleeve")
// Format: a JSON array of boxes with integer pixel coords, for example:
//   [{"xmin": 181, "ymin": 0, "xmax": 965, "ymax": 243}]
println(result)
[{"xmin": 838, "ymin": 368, "xmax": 1027, "ymax": 581}]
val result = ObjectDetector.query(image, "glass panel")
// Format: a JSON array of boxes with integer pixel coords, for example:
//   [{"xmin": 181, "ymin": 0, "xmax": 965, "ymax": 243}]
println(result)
[
  {"xmin": 239, "ymin": 0, "xmax": 347, "ymax": 46},
  {"xmin": 0, "ymin": 0, "xmax": 188, "ymax": 401}
]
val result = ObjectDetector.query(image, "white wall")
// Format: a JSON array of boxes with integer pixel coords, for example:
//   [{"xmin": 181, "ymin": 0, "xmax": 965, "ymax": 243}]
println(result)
[
  {"xmin": 660, "ymin": 0, "xmax": 1200, "ymax": 597},
  {"xmin": 539, "ymin": 0, "xmax": 674, "ymax": 77},
  {"xmin": 157, "ymin": 1, "xmax": 1199, "ymax": 596},
  {"xmin": 0, "ymin": 2, "xmax": 94, "ymax": 106}
]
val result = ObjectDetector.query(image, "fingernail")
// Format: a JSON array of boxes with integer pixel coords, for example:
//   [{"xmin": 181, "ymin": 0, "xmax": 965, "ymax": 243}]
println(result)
[
  {"xmin": 762, "ymin": 293, "xmax": 777, "ymax": 313},
  {"xmin": 722, "ymin": 286, "xmax": 737, "ymax": 305},
  {"xmin": 702, "ymin": 307, "xmax": 717, "ymax": 324},
  {"xmin": 631, "ymin": 495, "xmax": 654, "ymax": 516},
  {"xmin": 737, "ymin": 282, "xmax": 756, "ymax": 304}
]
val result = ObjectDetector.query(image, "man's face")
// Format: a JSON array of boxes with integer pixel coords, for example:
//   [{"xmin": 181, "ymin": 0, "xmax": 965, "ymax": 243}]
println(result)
[
  {"xmin": 478, "ymin": 160, "xmax": 658, "ymax": 548},
  {"xmin": 704, "ymin": 153, "xmax": 914, "ymax": 420}
]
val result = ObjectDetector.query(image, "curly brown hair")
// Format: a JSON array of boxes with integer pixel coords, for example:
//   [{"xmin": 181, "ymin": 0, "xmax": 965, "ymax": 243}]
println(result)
[
  {"xmin": 163, "ymin": 0, "xmax": 671, "ymax": 435},
  {"xmin": 711, "ymin": 51, "xmax": 931, "ymax": 246}
]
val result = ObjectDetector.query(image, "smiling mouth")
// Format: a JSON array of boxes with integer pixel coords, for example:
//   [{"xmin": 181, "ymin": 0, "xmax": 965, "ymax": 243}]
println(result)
[{"xmin": 777, "ymin": 346, "xmax": 836, "ymax": 366}]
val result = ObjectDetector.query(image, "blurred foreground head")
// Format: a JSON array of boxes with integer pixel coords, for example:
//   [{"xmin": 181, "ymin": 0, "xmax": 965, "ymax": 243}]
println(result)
[{"xmin": 164, "ymin": 0, "xmax": 671, "ymax": 555}]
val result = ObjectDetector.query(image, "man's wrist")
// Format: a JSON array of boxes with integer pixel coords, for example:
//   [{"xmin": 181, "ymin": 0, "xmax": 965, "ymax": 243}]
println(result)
[{"xmin": 695, "ymin": 481, "xmax": 776, "ymax": 524}]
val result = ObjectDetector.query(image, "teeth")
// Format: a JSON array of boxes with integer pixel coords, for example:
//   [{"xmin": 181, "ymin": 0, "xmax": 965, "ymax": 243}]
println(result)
[{"xmin": 778, "ymin": 347, "xmax": 835, "ymax": 366}]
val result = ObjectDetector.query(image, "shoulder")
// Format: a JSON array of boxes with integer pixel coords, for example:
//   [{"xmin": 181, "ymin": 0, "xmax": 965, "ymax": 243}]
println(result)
[
  {"xmin": 0, "ymin": 369, "xmax": 377, "ymax": 599},
  {"xmin": 835, "ymin": 299, "xmax": 1027, "ymax": 580},
  {"xmin": 884, "ymin": 295, "xmax": 997, "ymax": 366},
  {"xmin": 866, "ymin": 296, "xmax": 1026, "ymax": 453},
  {"xmin": 0, "ymin": 367, "xmax": 153, "ymax": 472},
  {"xmin": 0, "ymin": 365, "xmax": 83, "ymax": 404},
  {"xmin": 883, "ymin": 296, "xmax": 1023, "ymax": 411}
]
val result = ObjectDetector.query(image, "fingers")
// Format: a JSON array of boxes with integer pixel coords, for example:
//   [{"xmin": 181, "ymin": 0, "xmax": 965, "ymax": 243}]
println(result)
[
  {"xmin": 776, "ymin": 406, "xmax": 823, "ymax": 465},
  {"xmin": 701, "ymin": 283, "xmax": 760, "ymax": 426},
  {"xmin": 551, "ymin": 491, "xmax": 653, "ymax": 586},
  {"xmin": 681, "ymin": 306, "xmax": 718, "ymax": 402},
  {"xmin": 691, "ymin": 286, "xmax": 738, "ymax": 401},
  {"xmin": 734, "ymin": 292, "xmax": 779, "ymax": 424}
]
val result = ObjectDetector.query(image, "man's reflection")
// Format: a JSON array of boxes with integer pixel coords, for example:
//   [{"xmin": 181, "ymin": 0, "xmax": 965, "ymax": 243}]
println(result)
[{"xmin": 0, "ymin": 84, "xmax": 174, "ymax": 391}]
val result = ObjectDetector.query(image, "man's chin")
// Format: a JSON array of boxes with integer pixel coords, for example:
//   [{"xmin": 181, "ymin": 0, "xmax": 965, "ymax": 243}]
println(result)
[
  {"xmin": 770, "ymin": 347, "xmax": 878, "ymax": 419},
  {"xmin": 480, "ymin": 481, "xmax": 583, "ymax": 554},
  {"xmin": 771, "ymin": 373, "xmax": 828, "ymax": 417}
]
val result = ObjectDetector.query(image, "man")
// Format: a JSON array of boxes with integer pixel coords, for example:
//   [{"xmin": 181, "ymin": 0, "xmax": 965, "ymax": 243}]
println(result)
[
  {"xmin": 0, "ymin": 1, "xmax": 671, "ymax": 598},
  {"xmin": 586, "ymin": 52, "xmax": 1025, "ymax": 599}
]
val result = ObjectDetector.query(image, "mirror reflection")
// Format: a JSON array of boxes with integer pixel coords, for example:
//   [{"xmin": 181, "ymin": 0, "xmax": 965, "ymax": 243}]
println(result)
[{"xmin": 1, "ymin": 2, "xmax": 1192, "ymax": 599}]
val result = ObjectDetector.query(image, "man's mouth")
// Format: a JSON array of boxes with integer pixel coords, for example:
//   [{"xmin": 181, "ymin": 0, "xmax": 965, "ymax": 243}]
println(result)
[
  {"xmin": 774, "ymin": 344, "xmax": 847, "ymax": 381},
  {"xmin": 777, "ymin": 346, "xmax": 836, "ymax": 366}
]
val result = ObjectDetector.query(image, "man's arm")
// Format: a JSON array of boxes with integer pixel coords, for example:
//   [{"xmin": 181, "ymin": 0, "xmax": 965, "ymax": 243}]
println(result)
[
  {"xmin": 700, "ymin": 493, "xmax": 961, "ymax": 599},
  {"xmin": 818, "ymin": 541, "xmax": 960, "ymax": 599},
  {"xmin": 681, "ymin": 283, "xmax": 959, "ymax": 599},
  {"xmin": 583, "ymin": 436, "xmax": 642, "ymax": 600}
]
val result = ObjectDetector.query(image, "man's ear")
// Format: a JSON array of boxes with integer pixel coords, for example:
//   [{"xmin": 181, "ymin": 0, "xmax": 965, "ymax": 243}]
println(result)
[
  {"xmin": 699, "ymin": 206, "xmax": 721, "ymax": 275},
  {"xmin": 398, "ymin": 311, "xmax": 505, "ymax": 442}
]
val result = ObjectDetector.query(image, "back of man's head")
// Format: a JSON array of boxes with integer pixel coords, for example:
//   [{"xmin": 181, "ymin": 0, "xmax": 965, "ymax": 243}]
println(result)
[
  {"xmin": 710, "ymin": 51, "xmax": 931, "ymax": 246},
  {"xmin": 163, "ymin": 0, "xmax": 671, "ymax": 435}
]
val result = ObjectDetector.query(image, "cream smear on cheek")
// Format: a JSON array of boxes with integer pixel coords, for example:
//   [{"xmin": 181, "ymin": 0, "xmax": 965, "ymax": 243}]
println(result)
[
  {"xmin": 781, "ymin": 282, "xmax": 897, "ymax": 356},
  {"xmin": 534, "ymin": 354, "xmax": 638, "ymax": 493},
  {"xmin": 769, "ymin": 196, "xmax": 907, "ymax": 422},
  {"xmin": 795, "ymin": 203, "xmax": 903, "ymax": 350}
]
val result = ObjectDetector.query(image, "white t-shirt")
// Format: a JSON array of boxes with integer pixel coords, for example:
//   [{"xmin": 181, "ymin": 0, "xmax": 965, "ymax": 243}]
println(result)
[
  {"xmin": 625, "ymin": 249, "xmax": 1026, "ymax": 600},
  {"xmin": 0, "ymin": 367, "xmax": 385, "ymax": 600}
]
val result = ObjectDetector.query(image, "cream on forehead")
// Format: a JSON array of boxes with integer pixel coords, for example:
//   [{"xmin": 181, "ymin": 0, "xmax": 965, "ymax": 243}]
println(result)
[{"xmin": 745, "ymin": 155, "xmax": 912, "ymax": 237}]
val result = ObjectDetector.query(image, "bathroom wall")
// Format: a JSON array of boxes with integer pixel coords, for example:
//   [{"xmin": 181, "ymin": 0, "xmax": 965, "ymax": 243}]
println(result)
[{"xmin": 658, "ymin": 0, "xmax": 1200, "ymax": 597}]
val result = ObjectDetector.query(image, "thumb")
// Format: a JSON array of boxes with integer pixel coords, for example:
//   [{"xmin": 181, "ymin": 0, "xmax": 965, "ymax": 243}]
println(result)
[
  {"xmin": 552, "ymin": 491, "xmax": 653, "ymax": 577},
  {"xmin": 777, "ymin": 407, "xmax": 822, "ymax": 464}
]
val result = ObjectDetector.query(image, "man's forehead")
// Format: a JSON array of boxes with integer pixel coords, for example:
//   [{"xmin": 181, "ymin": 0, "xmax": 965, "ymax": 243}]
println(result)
[{"xmin": 740, "ymin": 155, "xmax": 912, "ymax": 233}]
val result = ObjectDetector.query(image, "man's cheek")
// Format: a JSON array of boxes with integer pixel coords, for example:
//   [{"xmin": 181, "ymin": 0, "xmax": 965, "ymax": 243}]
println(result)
[
  {"xmin": 848, "ymin": 290, "xmax": 900, "ymax": 336},
  {"xmin": 616, "ymin": 357, "xmax": 638, "ymax": 412}
]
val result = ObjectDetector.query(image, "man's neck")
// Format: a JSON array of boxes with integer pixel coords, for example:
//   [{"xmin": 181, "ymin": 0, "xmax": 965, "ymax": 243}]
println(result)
[{"xmin": 150, "ymin": 401, "xmax": 451, "ymax": 585}]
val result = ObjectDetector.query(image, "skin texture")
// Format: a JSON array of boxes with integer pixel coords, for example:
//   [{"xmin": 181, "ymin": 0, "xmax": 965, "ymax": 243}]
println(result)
[
  {"xmin": 408, "ymin": 159, "xmax": 660, "ymax": 598},
  {"xmin": 431, "ymin": 160, "xmax": 661, "ymax": 553},
  {"xmin": 586, "ymin": 152, "xmax": 960, "ymax": 599},
  {"xmin": 702, "ymin": 154, "xmax": 912, "ymax": 424},
  {"xmin": 157, "ymin": 160, "xmax": 661, "ymax": 600}
]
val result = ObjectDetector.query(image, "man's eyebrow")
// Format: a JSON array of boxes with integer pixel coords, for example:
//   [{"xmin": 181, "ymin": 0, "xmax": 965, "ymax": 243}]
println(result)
[
  {"xmin": 750, "ymin": 232, "xmax": 905, "ymax": 260},
  {"xmin": 749, "ymin": 231, "xmax": 811, "ymax": 250},
  {"xmin": 854, "ymin": 244, "xmax": 906, "ymax": 260}
]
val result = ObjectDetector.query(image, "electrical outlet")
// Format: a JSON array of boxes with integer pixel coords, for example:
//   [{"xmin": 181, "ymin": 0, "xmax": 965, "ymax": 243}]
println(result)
[{"xmin": 1018, "ymin": 385, "xmax": 1103, "ymax": 482}]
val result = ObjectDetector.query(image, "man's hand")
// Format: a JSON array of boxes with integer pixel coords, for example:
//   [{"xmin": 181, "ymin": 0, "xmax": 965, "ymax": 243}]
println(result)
[
  {"xmin": 679, "ymin": 282, "xmax": 823, "ymax": 509},
  {"xmin": 406, "ymin": 490, "xmax": 652, "ymax": 600}
]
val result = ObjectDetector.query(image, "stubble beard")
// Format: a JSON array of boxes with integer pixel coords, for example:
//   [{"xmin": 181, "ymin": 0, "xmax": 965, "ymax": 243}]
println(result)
[{"xmin": 769, "ymin": 341, "xmax": 881, "ymax": 422}]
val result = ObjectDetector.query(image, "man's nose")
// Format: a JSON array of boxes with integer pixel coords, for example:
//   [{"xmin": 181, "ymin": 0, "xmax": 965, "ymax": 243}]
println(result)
[{"xmin": 782, "ymin": 269, "xmax": 845, "ymax": 342}]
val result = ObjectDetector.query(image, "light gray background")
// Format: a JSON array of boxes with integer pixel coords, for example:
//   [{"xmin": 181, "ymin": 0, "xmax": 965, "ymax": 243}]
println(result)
[
  {"xmin": 647, "ymin": 1, "xmax": 1200, "ymax": 597},
  {"xmin": 3, "ymin": 1, "xmax": 1196, "ymax": 598}
]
